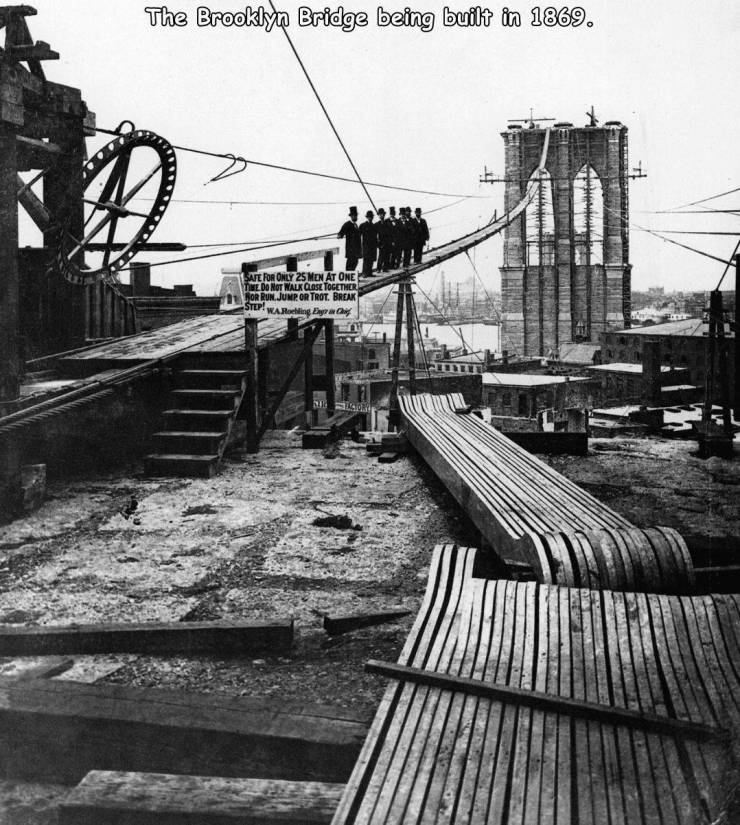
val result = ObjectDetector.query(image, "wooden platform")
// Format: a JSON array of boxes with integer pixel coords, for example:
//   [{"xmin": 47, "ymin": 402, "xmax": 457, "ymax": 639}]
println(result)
[
  {"xmin": 399, "ymin": 393, "xmax": 695, "ymax": 593},
  {"xmin": 331, "ymin": 545, "xmax": 739, "ymax": 825},
  {"xmin": 57, "ymin": 315, "xmax": 290, "ymax": 375}
]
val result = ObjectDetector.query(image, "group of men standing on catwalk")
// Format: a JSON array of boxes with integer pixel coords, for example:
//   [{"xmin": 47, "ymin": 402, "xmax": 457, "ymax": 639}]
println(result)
[{"xmin": 337, "ymin": 205, "xmax": 430, "ymax": 278}]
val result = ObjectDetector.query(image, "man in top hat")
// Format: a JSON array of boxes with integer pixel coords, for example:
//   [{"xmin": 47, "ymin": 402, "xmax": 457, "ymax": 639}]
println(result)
[
  {"xmin": 359, "ymin": 210, "xmax": 378, "ymax": 278},
  {"xmin": 389, "ymin": 206, "xmax": 401, "ymax": 268},
  {"xmin": 413, "ymin": 207, "xmax": 430, "ymax": 264},
  {"xmin": 375, "ymin": 208, "xmax": 392, "ymax": 272},
  {"xmin": 337, "ymin": 206, "xmax": 362, "ymax": 271},
  {"xmin": 401, "ymin": 207, "xmax": 414, "ymax": 268}
]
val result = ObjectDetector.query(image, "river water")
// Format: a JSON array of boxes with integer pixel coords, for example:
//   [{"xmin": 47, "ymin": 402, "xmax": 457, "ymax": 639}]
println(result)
[{"xmin": 363, "ymin": 322, "xmax": 500, "ymax": 353}]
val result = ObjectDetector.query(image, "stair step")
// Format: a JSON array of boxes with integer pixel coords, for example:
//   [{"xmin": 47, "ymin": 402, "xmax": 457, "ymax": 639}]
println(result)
[
  {"xmin": 161, "ymin": 409, "xmax": 232, "ymax": 432},
  {"xmin": 170, "ymin": 389, "xmax": 240, "ymax": 410},
  {"xmin": 145, "ymin": 454, "xmax": 220, "ymax": 478},
  {"xmin": 153, "ymin": 431, "xmax": 226, "ymax": 455}
]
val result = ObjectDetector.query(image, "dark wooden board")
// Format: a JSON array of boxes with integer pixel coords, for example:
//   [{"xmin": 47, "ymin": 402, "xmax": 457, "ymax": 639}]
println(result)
[
  {"xmin": 59, "ymin": 771, "xmax": 344, "ymax": 825},
  {"xmin": 0, "ymin": 677, "xmax": 369, "ymax": 784},
  {"xmin": 0, "ymin": 619, "xmax": 293, "ymax": 656}
]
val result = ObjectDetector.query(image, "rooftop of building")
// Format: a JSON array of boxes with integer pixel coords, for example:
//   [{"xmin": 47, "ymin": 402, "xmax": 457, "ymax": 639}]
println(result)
[
  {"xmin": 587, "ymin": 363, "xmax": 678, "ymax": 374},
  {"xmin": 482, "ymin": 372, "xmax": 591, "ymax": 387},
  {"xmin": 556, "ymin": 342, "xmax": 602, "ymax": 363},
  {"xmin": 436, "ymin": 350, "xmax": 489, "ymax": 364},
  {"xmin": 614, "ymin": 319, "xmax": 735, "ymax": 338}
]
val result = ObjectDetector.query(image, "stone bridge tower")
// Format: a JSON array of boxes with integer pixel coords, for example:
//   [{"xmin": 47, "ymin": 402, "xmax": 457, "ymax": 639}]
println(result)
[{"xmin": 500, "ymin": 120, "xmax": 632, "ymax": 357}]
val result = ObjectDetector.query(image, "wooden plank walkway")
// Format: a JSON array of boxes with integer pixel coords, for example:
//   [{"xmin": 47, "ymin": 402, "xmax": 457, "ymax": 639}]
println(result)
[
  {"xmin": 399, "ymin": 393, "xmax": 695, "ymax": 593},
  {"xmin": 332, "ymin": 545, "xmax": 739, "ymax": 825}
]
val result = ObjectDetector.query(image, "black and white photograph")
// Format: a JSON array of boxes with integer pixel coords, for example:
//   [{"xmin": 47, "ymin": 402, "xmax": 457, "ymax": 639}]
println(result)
[{"xmin": 0, "ymin": 1, "xmax": 738, "ymax": 822}]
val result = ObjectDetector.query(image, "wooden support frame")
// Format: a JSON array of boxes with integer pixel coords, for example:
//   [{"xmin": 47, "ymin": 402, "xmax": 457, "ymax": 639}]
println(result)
[
  {"xmin": 324, "ymin": 319, "xmax": 336, "ymax": 417},
  {"xmin": 404, "ymin": 280, "xmax": 416, "ymax": 395},
  {"xmin": 366, "ymin": 659, "xmax": 728, "ymax": 743},
  {"xmin": 304, "ymin": 325, "xmax": 315, "ymax": 424},
  {"xmin": 387, "ymin": 280, "xmax": 406, "ymax": 431},
  {"xmin": 256, "ymin": 322, "xmax": 324, "ymax": 443}
]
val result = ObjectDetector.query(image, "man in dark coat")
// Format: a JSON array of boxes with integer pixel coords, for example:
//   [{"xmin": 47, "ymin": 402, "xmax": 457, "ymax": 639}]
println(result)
[
  {"xmin": 388, "ymin": 206, "xmax": 400, "ymax": 268},
  {"xmin": 401, "ymin": 207, "xmax": 414, "ymax": 268},
  {"xmin": 337, "ymin": 206, "xmax": 361, "ymax": 270},
  {"xmin": 413, "ymin": 207, "xmax": 430, "ymax": 263},
  {"xmin": 359, "ymin": 210, "xmax": 378, "ymax": 278},
  {"xmin": 375, "ymin": 208, "xmax": 392, "ymax": 272}
]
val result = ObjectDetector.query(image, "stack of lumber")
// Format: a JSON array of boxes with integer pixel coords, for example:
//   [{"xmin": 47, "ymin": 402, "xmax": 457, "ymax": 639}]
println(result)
[
  {"xmin": 332, "ymin": 544, "xmax": 739, "ymax": 825},
  {"xmin": 399, "ymin": 393, "xmax": 695, "ymax": 593}
]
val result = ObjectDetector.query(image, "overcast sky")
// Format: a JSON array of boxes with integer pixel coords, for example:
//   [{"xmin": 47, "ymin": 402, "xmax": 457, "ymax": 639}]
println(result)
[{"xmin": 25, "ymin": 0, "xmax": 740, "ymax": 296}]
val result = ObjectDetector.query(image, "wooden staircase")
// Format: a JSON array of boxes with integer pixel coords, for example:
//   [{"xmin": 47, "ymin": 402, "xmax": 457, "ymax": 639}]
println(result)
[{"xmin": 145, "ymin": 353, "xmax": 248, "ymax": 478}]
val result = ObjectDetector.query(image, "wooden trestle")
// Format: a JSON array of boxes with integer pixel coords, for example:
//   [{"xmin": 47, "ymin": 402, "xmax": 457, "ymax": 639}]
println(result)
[
  {"xmin": 399, "ymin": 393, "xmax": 695, "ymax": 593},
  {"xmin": 331, "ymin": 544, "xmax": 739, "ymax": 825}
]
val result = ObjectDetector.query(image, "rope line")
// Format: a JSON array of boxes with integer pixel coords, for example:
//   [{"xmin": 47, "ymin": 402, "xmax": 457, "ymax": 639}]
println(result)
[
  {"xmin": 663, "ymin": 185, "xmax": 740, "ymax": 211},
  {"xmin": 94, "ymin": 126, "xmax": 487, "ymax": 200},
  {"xmin": 115, "ymin": 233, "xmax": 335, "ymax": 272},
  {"xmin": 267, "ymin": 0, "xmax": 376, "ymax": 211},
  {"xmin": 603, "ymin": 205, "xmax": 734, "ymax": 266}
]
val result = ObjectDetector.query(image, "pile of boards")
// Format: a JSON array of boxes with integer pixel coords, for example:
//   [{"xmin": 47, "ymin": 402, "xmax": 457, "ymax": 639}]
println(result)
[
  {"xmin": 332, "ymin": 544, "xmax": 740, "ymax": 825},
  {"xmin": 399, "ymin": 393, "xmax": 695, "ymax": 593}
]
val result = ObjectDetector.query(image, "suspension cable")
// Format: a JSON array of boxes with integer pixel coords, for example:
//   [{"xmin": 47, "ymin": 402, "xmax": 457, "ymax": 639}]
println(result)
[
  {"xmin": 268, "ymin": 0, "xmax": 376, "ymax": 211},
  {"xmin": 93, "ymin": 128, "xmax": 488, "ymax": 200}
]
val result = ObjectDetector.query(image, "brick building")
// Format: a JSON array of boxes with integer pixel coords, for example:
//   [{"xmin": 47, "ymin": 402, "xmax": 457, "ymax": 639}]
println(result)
[
  {"xmin": 500, "ymin": 121, "xmax": 631, "ymax": 357},
  {"xmin": 482, "ymin": 372, "xmax": 595, "ymax": 424},
  {"xmin": 599, "ymin": 318, "xmax": 735, "ymax": 403}
]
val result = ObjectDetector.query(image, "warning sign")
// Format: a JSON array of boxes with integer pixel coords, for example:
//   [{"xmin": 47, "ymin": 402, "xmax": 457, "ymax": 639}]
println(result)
[{"xmin": 242, "ymin": 270, "xmax": 360, "ymax": 320}]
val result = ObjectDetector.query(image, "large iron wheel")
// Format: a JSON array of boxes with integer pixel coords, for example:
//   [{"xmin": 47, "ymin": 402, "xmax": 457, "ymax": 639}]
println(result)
[{"xmin": 56, "ymin": 129, "xmax": 177, "ymax": 285}]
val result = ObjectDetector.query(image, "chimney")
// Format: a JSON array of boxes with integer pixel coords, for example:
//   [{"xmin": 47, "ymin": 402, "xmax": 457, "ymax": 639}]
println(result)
[
  {"xmin": 130, "ymin": 261, "xmax": 151, "ymax": 296},
  {"xmin": 642, "ymin": 338, "xmax": 662, "ymax": 406}
]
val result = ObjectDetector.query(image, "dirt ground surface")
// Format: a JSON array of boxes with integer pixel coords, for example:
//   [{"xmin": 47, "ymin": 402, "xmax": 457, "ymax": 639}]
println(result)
[
  {"xmin": 0, "ymin": 432, "xmax": 477, "ymax": 824},
  {"xmin": 546, "ymin": 437, "xmax": 740, "ymax": 549},
  {"xmin": 0, "ymin": 431, "xmax": 738, "ymax": 823}
]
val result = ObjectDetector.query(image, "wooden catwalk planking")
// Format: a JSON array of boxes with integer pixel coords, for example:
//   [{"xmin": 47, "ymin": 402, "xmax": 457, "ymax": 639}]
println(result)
[
  {"xmin": 399, "ymin": 394, "xmax": 695, "ymax": 593},
  {"xmin": 332, "ymin": 545, "xmax": 738, "ymax": 825},
  {"xmin": 59, "ymin": 315, "xmax": 290, "ymax": 368}
]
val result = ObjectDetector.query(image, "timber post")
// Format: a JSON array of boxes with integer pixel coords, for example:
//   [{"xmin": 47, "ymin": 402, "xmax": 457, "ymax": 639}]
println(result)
[
  {"xmin": 404, "ymin": 280, "xmax": 416, "ymax": 395},
  {"xmin": 242, "ymin": 263, "xmax": 259, "ymax": 453},
  {"xmin": 388, "ymin": 279, "xmax": 406, "ymax": 431},
  {"xmin": 324, "ymin": 250, "xmax": 335, "ymax": 417},
  {"xmin": 735, "ymin": 256, "xmax": 739, "ymax": 422},
  {"xmin": 286, "ymin": 256, "xmax": 298, "ymax": 341}
]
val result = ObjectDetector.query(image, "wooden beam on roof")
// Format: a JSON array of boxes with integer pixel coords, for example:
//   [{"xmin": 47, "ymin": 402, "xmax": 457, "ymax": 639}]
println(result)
[
  {"xmin": 0, "ymin": 618, "xmax": 293, "ymax": 656},
  {"xmin": 58, "ymin": 772, "xmax": 345, "ymax": 825},
  {"xmin": 0, "ymin": 676, "xmax": 370, "ymax": 784}
]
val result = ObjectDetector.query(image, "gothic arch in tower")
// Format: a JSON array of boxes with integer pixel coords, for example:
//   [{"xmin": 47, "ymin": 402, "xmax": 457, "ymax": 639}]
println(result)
[
  {"xmin": 572, "ymin": 163, "xmax": 604, "ymax": 265},
  {"xmin": 525, "ymin": 169, "xmax": 554, "ymax": 267}
]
